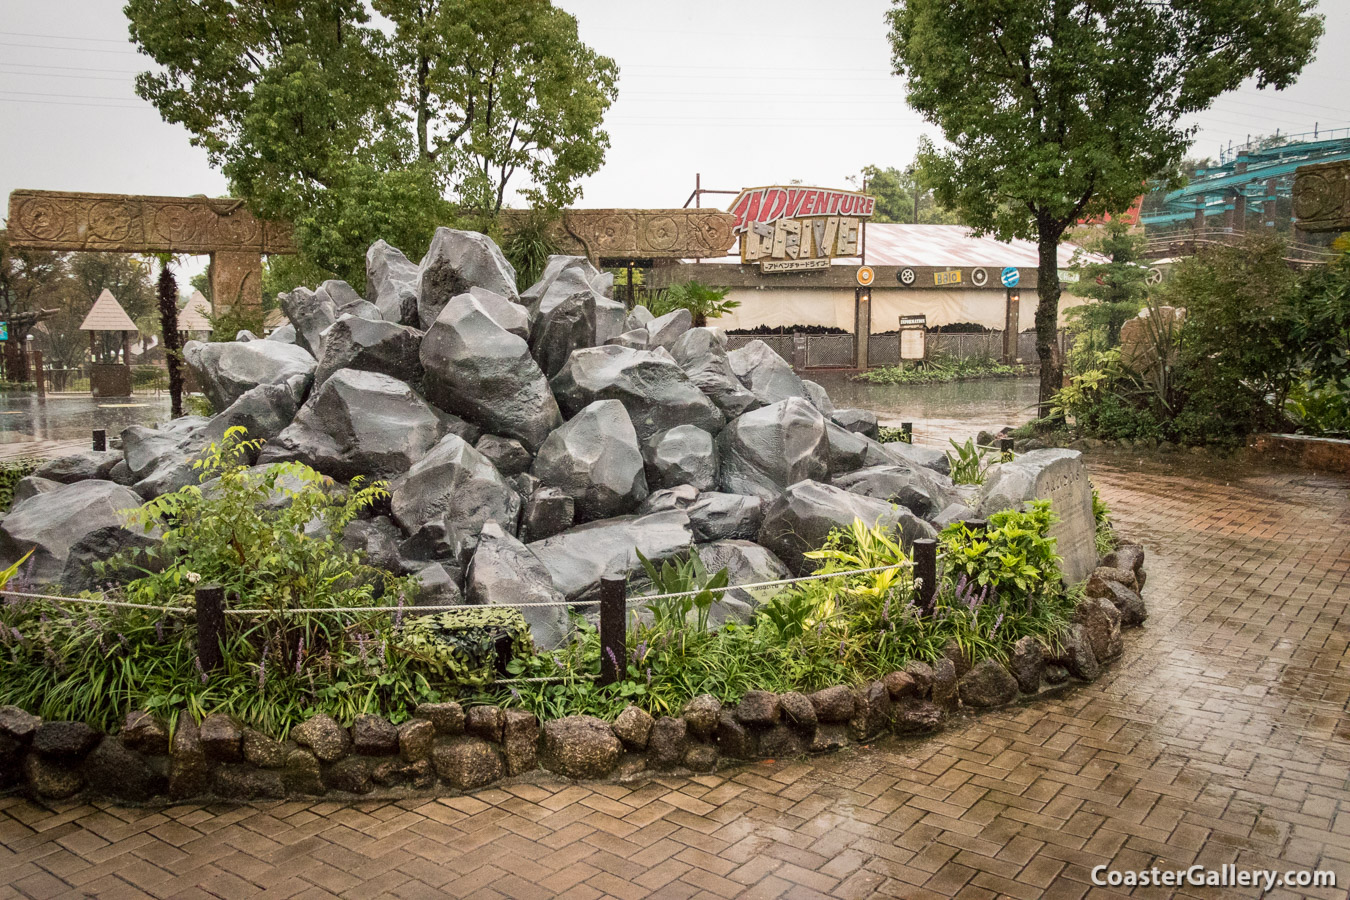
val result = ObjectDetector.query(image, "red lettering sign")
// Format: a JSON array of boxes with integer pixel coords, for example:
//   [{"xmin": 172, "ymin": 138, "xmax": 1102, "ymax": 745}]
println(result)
[{"xmin": 726, "ymin": 185, "xmax": 874, "ymax": 233}]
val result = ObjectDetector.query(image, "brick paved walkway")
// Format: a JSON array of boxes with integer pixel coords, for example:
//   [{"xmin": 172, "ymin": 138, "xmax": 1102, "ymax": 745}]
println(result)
[{"xmin": 2, "ymin": 455, "xmax": 1349, "ymax": 900}]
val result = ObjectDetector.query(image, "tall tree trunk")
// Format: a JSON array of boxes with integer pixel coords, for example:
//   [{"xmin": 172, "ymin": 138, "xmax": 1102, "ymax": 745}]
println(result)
[
  {"xmin": 157, "ymin": 263, "xmax": 184, "ymax": 419},
  {"xmin": 1034, "ymin": 221, "xmax": 1063, "ymax": 419}
]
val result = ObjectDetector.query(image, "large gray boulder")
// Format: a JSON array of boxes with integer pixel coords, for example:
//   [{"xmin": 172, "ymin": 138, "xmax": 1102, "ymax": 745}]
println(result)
[
  {"xmin": 831, "ymin": 464, "xmax": 956, "ymax": 520},
  {"xmin": 120, "ymin": 417, "xmax": 212, "ymax": 500},
  {"xmin": 670, "ymin": 327, "xmax": 758, "ymax": 418},
  {"xmin": 728, "ymin": 340, "xmax": 807, "ymax": 406},
  {"xmin": 696, "ymin": 540, "xmax": 791, "ymax": 619},
  {"xmin": 532, "ymin": 400, "xmax": 647, "ymax": 522},
  {"xmin": 824, "ymin": 422, "xmax": 899, "ymax": 476},
  {"xmin": 467, "ymin": 287, "xmax": 531, "ymax": 341},
  {"xmin": 184, "ymin": 340, "xmax": 317, "ymax": 411},
  {"xmin": 802, "ymin": 380, "xmax": 836, "ymax": 416},
  {"xmin": 522, "ymin": 256, "xmax": 599, "ymax": 304},
  {"xmin": 831, "ymin": 408, "xmax": 880, "ymax": 439},
  {"xmin": 884, "ymin": 440, "xmax": 951, "ymax": 475},
  {"xmin": 625, "ymin": 304, "xmax": 655, "ymax": 331},
  {"xmin": 314, "ymin": 315, "xmax": 423, "ymax": 387},
  {"xmin": 258, "ymin": 369, "xmax": 442, "ymax": 480},
  {"xmin": 204, "ymin": 376, "xmax": 308, "ymax": 444},
  {"xmin": 0, "ymin": 481, "xmax": 146, "ymax": 583},
  {"xmin": 646, "ymin": 308, "xmax": 692, "ymax": 351},
  {"xmin": 417, "ymin": 227, "xmax": 518, "ymax": 329},
  {"xmin": 646, "ymin": 425, "xmax": 717, "ymax": 492},
  {"xmin": 419, "ymin": 290, "xmax": 561, "ymax": 453},
  {"xmin": 687, "ymin": 492, "xmax": 763, "ymax": 542},
  {"xmin": 466, "ymin": 522, "xmax": 570, "ymax": 649},
  {"xmin": 759, "ymin": 480, "xmax": 936, "ymax": 575},
  {"xmin": 60, "ymin": 526, "xmax": 160, "ymax": 592},
  {"xmin": 366, "ymin": 240, "xmax": 420, "ymax": 326},
  {"xmin": 278, "ymin": 287, "xmax": 336, "ymax": 357},
  {"xmin": 978, "ymin": 449, "xmax": 1097, "ymax": 583},
  {"xmin": 389, "ymin": 433, "xmax": 522, "ymax": 544},
  {"xmin": 528, "ymin": 511, "xmax": 693, "ymax": 601},
  {"xmin": 122, "ymin": 417, "xmax": 210, "ymax": 480},
  {"xmin": 529, "ymin": 273, "xmax": 627, "ymax": 378},
  {"xmin": 550, "ymin": 346, "xmax": 724, "ymax": 445},
  {"xmin": 33, "ymin": 451, "xmax": 122, "ymax": 484},
  {"xmin": 717, "ymin": 398, "xmax": 829, "ymax": 501}
]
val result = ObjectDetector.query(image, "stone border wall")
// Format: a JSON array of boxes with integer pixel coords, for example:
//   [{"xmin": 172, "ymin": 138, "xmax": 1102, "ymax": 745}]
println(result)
[{"xmin": 0, "ymin": 546, "xmax": 1148, "ymax": 804}]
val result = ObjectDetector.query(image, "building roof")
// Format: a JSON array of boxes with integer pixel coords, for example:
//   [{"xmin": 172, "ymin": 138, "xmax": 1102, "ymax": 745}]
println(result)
[
  {"xmin": 696, "ymin": 223, "xmax": 1105, "ymax": 268},
  {"xmin": 79, "ymin": 289, "xmax": 137, "ymax": 332},
  {"xmin": 178, "ymin": 291, "xmax": 213, "ymax": 332}
]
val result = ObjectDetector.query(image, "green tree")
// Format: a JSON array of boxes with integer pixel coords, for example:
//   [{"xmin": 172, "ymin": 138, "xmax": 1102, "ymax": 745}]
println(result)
[
  {"xmin": 887, "ymin": 0, "xmax": 1322, "ymax": 415},
  {"xmin": 853, "ymin": 164, "xmax": 961, "ymax": 224},
  {"xmin": 125, "ymin": 0, "xmax": 617, "ymax": 285},
  {"xmin": 1067, "ymin": 221, "xmax": 1149, "ymax": 348}
]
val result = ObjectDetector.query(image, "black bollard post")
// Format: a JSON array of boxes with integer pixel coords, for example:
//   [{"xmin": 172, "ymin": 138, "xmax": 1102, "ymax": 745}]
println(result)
[
  {"xmin": 195, "ymin": 584, "xmax": 226, "ymax": 672},
  {"xmin": 92, "ymin": 429, "xmax": 106, "ymax": 452},
  {"xmin": 913, "ymin": 539, "xmax": 937, "ymax": 616},
  {"xmin": 901, "ymin": 422, "xmax": 913, "ymax": 444},
  {"xmin": 599, "ymin": 576, "xmax": 627, "ymax": 685}
]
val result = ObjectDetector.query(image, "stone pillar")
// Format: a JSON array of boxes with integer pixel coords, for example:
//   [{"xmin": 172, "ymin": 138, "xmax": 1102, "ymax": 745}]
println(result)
[{"xmin": 210, "ymin": 250, "xmax": 264, "ymax": 315}]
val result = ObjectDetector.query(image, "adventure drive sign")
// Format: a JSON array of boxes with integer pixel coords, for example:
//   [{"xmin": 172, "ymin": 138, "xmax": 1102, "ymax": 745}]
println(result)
[{"xmin": 728, "ymin": 186, "xmax": 875, "ymax": 272}]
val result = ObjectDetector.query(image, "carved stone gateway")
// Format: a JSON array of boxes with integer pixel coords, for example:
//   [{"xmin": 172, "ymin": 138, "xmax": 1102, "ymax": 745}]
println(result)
[
  {"xmin": 1292, "ymin": 160, "xmax": 1350, "ymax": 232},
  {"xmin": 499, "ymin": 208, "xmax": 737, "ymax": 262},
  {"xmin": 6, "ymin": 190, "xmax": 296, "ymax": 312}
]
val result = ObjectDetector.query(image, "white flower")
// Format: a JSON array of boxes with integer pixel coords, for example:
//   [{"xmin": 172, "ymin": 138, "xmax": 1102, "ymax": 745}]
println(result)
[{"xmin": 185, "ymin": 572, "xmax": 201, "ymax": 585}]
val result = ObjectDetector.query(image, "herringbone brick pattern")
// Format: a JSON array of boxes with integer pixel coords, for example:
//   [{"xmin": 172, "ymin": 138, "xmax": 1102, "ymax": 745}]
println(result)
[{"xmin": 2, "ymin": 455, "xmax": 1348, "ymax": 899}]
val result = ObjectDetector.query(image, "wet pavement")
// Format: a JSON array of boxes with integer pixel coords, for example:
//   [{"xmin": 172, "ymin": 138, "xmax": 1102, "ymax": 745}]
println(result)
[
  {"xmin": 3, "ymin": 449, "xmax": 1349, "ymax": 897},
  {"xmin": 807, "ymin": 373, "xmax": 1040, "ymax": 448},
  {"xmin": 0, "ymin": 394, "xmax": 172, "ymax": 450}
]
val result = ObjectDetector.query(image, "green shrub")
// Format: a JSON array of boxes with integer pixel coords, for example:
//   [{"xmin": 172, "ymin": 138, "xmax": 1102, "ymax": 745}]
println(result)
[
  {"xmin": 641, "ymin": 281, "xmax": 740, "ymax": 327},
  {"xmin": 0, "ymin": 458, "xmax": 41, "ymax": 512},
  {"xmin": 855, "ymin": 356, "xmax": 1019, "ymax": 385},
  {"xmin": 0, "ymin": 428, "xmax": 435, "ymax": 735},
  {"xmin": 945, "ymin": 437, "xmax": 994, "ymax": 485}
]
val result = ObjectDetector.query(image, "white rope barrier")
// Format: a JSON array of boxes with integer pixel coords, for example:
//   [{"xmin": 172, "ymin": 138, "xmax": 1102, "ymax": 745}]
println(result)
[
  {"xmin": 2, "ymin": 559, "xmax": 927, "ymax": 617},
  {"xmin": 634, "ymin": 562, "xmax": 914, "ymax": 603},
  {"xmin": 0, "ymin": 589, "xmax": 186, "ymax": 613}
]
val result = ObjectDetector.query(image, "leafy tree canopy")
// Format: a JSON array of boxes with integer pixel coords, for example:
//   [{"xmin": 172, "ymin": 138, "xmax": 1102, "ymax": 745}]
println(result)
[
  {"xmin": 853, "ymin": 163, "xmax": 961, "ymax": 225},
  {"xmin": 887, "ymin": 0, "xmax": 1322, "ymax": 410},
  {"xmin": 125, "ymin": 0, "xmax": 619, "ymax": 285}
]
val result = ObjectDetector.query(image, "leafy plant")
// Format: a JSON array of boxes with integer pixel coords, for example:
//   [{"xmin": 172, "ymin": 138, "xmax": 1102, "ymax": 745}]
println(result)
[
  {"xmin": 877, "ymin": 425, "xmax": 912, "ymax": 444},
  {"xmin": 945, "ymin": 437, "xmax": 994, "ymax": 485},
  {"xmin": 643, "ymin": 281, "xmax": 740, "ymax": 327},
  {"xmin": 855, "ymin": 356, "xmax": 1020, "ymax": 385},
  {"xmin": 0, "ymin": 549, "xmax": 34, "ymax": 590},
  {"xmin": 1092, "ymin": 489, "xmax": 1116, "ymax": 557},
  {"xmin": 0, "ymin": 458, "xmax": 41, "ymax": 512},
  {"xmin": 938, "ymin": 501, "xmax": 1063, "ymax": 611},
  {"xmin": 636, "ymin": 546, "xmax": 729, "ymax": 636},
  {"xmin": 502, "ymin": 211, "xmax": 561, "ymax": 293}
]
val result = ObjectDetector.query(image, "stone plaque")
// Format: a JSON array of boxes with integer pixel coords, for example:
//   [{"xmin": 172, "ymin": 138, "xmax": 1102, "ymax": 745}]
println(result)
[
  {"xmin": 6, "ymin": 190, "xmax": 295, "ymax": 254},
  {"xmin": 498, "ymin": 208, "xmax": 737, "ymax": 261},
  {"xmin": 976, "ymin": 448, "xmax": 1098, "ymax": 583},
  {"xmin": 1292, "ymin": 160, "xmax": 1350, "ymax": 233}
]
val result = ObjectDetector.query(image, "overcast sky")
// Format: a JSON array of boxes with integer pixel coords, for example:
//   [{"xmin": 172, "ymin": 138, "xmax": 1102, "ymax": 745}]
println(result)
[{"xmin": 2, "ymin": 0, "xmax": 1348, "ymax": 226}]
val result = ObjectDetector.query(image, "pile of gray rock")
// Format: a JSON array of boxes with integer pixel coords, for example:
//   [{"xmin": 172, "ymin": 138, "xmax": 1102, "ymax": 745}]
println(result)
[{"xmin": 0, "ymin": 227, "xmax": 1100, "ymax": 649}]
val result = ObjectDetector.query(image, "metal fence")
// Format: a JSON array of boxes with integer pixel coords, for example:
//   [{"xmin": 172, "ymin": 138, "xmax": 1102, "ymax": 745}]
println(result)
[{"xmin": 805, "ymin": 333, "xmax": 855, "ymax": 368}]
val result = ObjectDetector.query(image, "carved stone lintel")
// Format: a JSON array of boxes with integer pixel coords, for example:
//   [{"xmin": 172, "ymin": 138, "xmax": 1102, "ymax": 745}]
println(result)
[
  {"xmin": 1293, "ymin": 160, "xmax": 1350, "ymax": 233},
  {"xmin": 499, "ymin": 209, "xmax": 737, "ymax": 262},
  {"xmin": 6, "ymin": 190, "xmax": 295, "ymax": 254}
]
